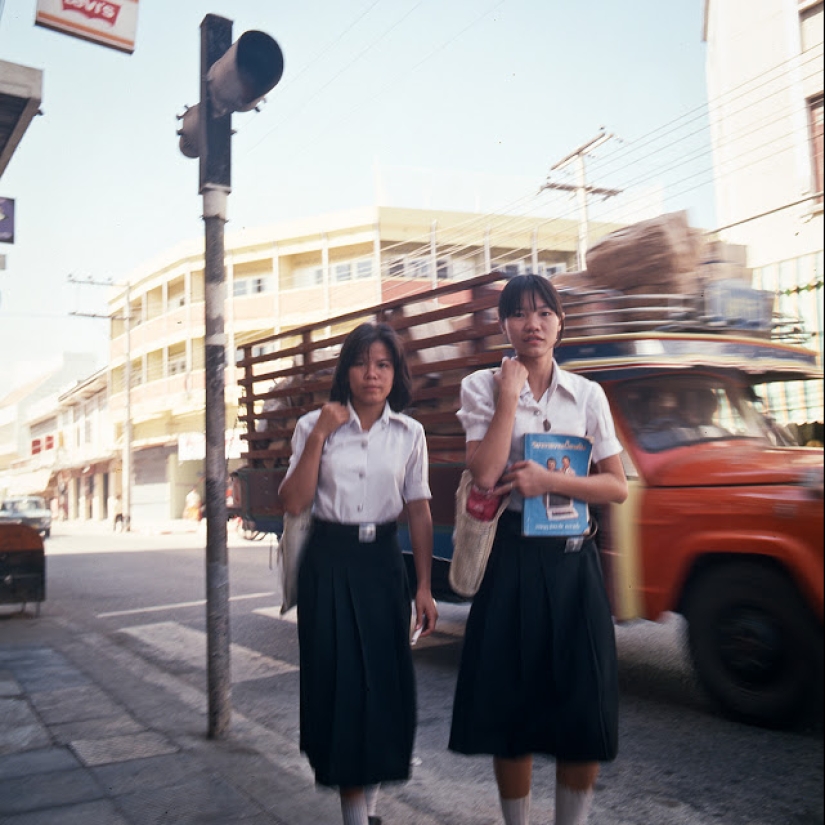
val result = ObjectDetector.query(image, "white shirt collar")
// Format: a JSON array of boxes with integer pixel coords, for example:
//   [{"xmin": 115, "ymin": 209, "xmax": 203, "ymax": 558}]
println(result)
[
  {"xmin": 346, "ymin": 400, "xmax": 395, "ymax": 431},
  {"xmin": 518, "ymin": 359, "xmax": 579, "ymax": 404}
]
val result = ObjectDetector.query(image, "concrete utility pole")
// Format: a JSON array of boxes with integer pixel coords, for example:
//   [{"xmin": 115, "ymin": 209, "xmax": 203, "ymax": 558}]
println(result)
[
  {"xmin": 68, "ymin": 276, "xmax": 132, "ymax": 532},
  {"xmin": 540, "ymin": 130, "xmax": 622, "ymax": 271},
  {"xmin": 179, "ymin": 13, "xmax": 283, "ymax": 740}
]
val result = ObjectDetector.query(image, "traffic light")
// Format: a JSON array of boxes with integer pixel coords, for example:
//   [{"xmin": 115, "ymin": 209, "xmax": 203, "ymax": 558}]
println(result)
[{"xmin": 177, "ymin": 15, "xmax": 284, "ymax": 192}]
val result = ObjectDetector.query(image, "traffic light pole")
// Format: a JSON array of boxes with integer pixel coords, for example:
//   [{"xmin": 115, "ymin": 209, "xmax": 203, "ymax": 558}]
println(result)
[
  {"xmin": 182, "ymin": 12, "xmax": 283, "ymax": 740},
  {"xmin": 200, "ymin": 13, "xmax": 232, "ymax": 740}
]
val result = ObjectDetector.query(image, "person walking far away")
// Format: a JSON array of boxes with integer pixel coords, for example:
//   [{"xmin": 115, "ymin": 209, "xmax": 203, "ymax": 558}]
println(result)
[
  {"xmin": 449, "ymin": 274, "xmax": 628, "ymax": 825},
  {"xmin": 278, "ymin": 322, "xmax": 438, "ymax": 825}
]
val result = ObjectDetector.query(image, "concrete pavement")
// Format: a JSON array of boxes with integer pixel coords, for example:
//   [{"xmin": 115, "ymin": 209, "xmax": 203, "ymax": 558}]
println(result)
[{"xmin": 0, "ymin": 521, "xmax": 449, "ymax": 825}]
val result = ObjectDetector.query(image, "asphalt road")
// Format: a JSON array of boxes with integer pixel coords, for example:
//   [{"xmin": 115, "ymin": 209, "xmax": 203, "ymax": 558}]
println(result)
[{"xmin": 18, "ymin": 523, "xmax": 824, "ymax": 825}]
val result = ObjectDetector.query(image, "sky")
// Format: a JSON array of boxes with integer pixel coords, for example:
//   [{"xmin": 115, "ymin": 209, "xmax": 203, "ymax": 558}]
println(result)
[{"xmin": 0, "ymin": 0, "xmax": 714, "ymax": 392}]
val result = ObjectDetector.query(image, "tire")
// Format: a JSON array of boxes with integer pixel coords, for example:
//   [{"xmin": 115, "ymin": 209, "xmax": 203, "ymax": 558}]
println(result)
[
  {"xmin": 43, "ymin": 528, "xmax": 51, "ymax": 538},
  {"xmin": 684, "ymin": 561, "xmax": 822, "ymax": 728}
]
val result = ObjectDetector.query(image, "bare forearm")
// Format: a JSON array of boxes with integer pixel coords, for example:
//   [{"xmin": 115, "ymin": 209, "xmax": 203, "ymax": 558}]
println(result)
[
  {"xmin": 407, "ymin": 500, "xmax": 433, "ymax": 592},
  {"xmin": 547, "ymin": 471, "xmax": 627, "ymax": 505},
  {"xmin": 278, "ymin": 433, "xmax": 325, "ymax": 514},
  {"xmin": 468, "ymin": 397, "xmax": 518, "ymax": 489}
]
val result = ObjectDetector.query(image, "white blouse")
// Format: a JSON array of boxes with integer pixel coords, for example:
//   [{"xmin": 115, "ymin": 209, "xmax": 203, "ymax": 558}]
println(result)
[
  {"xmin": 285, "ymin": 401, "xmax": 431, "ymax": 524},
  {"xmin": 457, "ymin": 361, "xmax": 623, "ymax": 510}
]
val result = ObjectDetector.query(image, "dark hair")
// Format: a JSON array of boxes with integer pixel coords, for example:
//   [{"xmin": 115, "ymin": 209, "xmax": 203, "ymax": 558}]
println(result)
[
  {"xmin": 329, "ymin": 322, "xmax": 412, "ymax": 411},
  {"xmin": 498, "ymin": 273, "xmax": 565, "ymax": 344}
]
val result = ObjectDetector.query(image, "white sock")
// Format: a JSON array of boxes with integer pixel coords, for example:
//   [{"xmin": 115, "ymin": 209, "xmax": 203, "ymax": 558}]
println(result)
[
  {"xmin": 340, "ymin": 793, "xmax": 369, "ymax": 825},
  {"xmin": 500, "ymin": 793, "xmax": 530, "ymax": 825},
  {"xmin": 364, "ymin": 784, "xmax": 380, "ymax": 817},
  {"xmin": 554, "ymin": 784, "xmax": 593, "ymax": 825}
]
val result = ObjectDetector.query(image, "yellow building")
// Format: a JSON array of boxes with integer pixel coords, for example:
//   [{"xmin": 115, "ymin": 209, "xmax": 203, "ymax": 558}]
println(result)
[{"xmin": 106, "ymin": 205, "xmax": 618, "ymax": 522}]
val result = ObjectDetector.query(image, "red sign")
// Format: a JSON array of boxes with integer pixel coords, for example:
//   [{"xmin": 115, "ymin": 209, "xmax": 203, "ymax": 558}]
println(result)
[
  {"xmin": 35, "ymin": 0, "xmax": 138, "ymax": 54},
  {"xmin": 61, "ymin": 0, "xmax": 121, "ymax": 26}
]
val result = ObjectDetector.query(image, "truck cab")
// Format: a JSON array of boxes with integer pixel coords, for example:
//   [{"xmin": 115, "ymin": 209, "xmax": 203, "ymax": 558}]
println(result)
[{"xmin": 233, "ymin": 270, "xmax": 823, "ymax": 728}]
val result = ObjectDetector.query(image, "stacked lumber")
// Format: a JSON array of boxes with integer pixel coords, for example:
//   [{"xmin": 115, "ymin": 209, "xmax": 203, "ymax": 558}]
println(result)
[{"xmin": 585, "ymin": 210, "xmax": 704, "ymax": 296}]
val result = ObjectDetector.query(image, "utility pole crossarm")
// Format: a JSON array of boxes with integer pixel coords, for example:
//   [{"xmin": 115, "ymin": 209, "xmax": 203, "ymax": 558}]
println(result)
[
  {"xmin": 67, "ymin": 276, "xmax": 133, "ymax": 535},
  {"xmin": 539, "ymin": 130, "xmax": 622, "ymax": 270},
  {"xmin": 539, "ymin": 181, "xmax": 622, "ymax": 199}
]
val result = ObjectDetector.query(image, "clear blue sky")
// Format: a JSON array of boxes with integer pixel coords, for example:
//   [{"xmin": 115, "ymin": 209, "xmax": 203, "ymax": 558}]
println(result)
[{"xmin": 0, "ymin": 0, "xmax": 713, "ymax": 390}]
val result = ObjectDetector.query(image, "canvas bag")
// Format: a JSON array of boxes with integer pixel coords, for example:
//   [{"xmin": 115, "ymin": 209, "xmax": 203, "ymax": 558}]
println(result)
[
  {"xmin": 449, "ymin": 470, "xmax": 510, "ymax": 598},
  {"xmin": 277, "ymin": 509, "xmax": 312, "ymax": 615}
]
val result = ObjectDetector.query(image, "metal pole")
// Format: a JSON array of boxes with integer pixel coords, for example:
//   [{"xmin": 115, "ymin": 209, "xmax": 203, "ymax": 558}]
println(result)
[
  {"xmin": 200, "ymin": 13, "xmax": 232, "ymax": 740},
  {"xmin": 574, "ymin": 153, "xmax": 589, "ymax": 272},
  {"xmin": 203, "ymin": 186, "xmax": 230, "ymax": 738},
  {"xmin": 123, "ymin": 283, "xmax": 132, "ymax": 532}
]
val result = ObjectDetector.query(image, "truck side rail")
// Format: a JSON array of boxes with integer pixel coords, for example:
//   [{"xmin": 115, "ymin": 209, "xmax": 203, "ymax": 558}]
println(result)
[{"xmin": 237, "ymin": 271, "xmax": 510, "ymax": 466}]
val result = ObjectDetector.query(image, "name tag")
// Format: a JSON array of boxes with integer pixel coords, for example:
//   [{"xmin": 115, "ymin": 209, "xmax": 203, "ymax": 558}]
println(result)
[{"xmin": 358, "ymin": 523, "xmax": 377, "ymax": 543}]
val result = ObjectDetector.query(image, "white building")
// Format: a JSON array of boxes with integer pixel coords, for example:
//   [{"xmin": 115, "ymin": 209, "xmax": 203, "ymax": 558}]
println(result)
[
  {"xmin": 704, "ymin": 0, "xmax": 823, "ymax": 429},
  {"xmin": 0, "ymin": 353, "xmax": 99, "ymax": 501}
]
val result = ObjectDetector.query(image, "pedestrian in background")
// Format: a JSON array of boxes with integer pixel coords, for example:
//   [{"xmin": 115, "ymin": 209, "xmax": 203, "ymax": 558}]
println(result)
[
  {"xmin": 449, "ymin": 274, "xmax": 628, "ymax": 825},
  {"xmin": 279, "ymin": 321, "xmax": 438, "ymax": 825}
]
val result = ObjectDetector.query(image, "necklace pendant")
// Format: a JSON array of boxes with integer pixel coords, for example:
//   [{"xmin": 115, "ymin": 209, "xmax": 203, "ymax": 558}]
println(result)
[{"xmin": 543, "ymin": 419, "xmax": 551, "ymax": 431}]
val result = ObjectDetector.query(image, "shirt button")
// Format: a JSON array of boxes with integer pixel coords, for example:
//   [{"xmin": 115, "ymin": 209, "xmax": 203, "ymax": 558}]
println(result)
[
  {"xmin": 359, "ymin": 471, "xmax": 365, "ymax": 478},
  {"xmin": 357, "ymin": 504, "xmax": 363, "ymax": 512},
  {"xmin": 362, "ymin": 440, "xmax": 368, "ymax": 448},
  {"xmin": 534, "ymin": 410, "xmax": 541, "ymax": 416}
]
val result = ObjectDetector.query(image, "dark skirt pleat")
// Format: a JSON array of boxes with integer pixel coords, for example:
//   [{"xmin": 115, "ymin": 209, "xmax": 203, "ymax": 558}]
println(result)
[
  {"xmin": 449, "ymin": 510, "xmax": 618, "ymax": 762},
  {"xmin": 298, "ymin": 521, "xmax": 415, "ymax": 787}
]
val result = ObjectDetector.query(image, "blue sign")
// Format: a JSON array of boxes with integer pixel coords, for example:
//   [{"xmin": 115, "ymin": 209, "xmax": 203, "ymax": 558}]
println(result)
[{"xmin": 0, "ymin": 197, "xmax": 15, "ymax": 244}]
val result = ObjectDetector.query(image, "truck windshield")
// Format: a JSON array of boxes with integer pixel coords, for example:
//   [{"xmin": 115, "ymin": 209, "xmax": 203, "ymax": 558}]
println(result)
[{"xmin": 617, "ymin": 376, "xmax": 783, "ymax": 452}]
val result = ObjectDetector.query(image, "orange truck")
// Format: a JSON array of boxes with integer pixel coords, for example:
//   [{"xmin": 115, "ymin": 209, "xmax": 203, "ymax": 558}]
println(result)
[{"xmin": 232, "ymin": 270, "xmax": 823, "ymax": 728}]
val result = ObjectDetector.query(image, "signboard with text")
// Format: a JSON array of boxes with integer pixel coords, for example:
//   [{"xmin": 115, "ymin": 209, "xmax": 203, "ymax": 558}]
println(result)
[
  {"xmin": 0, "ymin": 197, "xmax": 14, "ymax": 244},
  {"xmin": 35, "ymin": 0, "xmax": 139, "ymax": 54}
]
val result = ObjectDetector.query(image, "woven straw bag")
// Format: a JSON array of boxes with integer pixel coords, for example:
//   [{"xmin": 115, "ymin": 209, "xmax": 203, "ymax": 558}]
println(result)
[
  {"xmin": 449, "ymin": 470, "xmax": 510, "ymax": 598},
  {"xmin": 277, "ymin": 509, "xmax": 312, "ymax": 615}
]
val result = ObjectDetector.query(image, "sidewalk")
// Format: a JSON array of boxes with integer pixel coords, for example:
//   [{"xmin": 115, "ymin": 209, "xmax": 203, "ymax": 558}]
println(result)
[{"xmin": 0, "ymin": 608, "xmax": 444, "ymax": 825}]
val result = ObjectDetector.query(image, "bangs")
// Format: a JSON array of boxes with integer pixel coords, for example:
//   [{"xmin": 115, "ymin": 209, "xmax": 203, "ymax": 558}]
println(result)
[{"xmin": 498, "ymin": 273, "xmax": 564, "ymax": 320}]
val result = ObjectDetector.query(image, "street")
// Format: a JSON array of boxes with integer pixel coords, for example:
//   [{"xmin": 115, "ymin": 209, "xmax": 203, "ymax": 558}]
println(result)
[{"xmin": 8, "ymin": 523, "xmax": 823, "ymax": 825}]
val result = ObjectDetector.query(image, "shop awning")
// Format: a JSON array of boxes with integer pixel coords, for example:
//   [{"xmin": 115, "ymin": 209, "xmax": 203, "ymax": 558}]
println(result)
[{"xmin": 4, "ymin": 469, "xmax": 53, "ymax": 496}]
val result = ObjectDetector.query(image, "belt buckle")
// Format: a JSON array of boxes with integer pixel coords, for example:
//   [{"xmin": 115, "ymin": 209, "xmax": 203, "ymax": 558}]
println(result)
[
  {"xmin": 564, "ymin": 536, "xmax": 584, "ymax": 553},
  {"xmin": 358, "ymin": 523, "xmax": 376, "ymax": 543}
]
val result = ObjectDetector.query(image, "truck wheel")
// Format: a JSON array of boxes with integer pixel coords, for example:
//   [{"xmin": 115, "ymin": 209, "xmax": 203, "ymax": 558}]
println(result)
[{"xmin": 685, "ymin": 561, "xmax": 821, "ymax": 728}]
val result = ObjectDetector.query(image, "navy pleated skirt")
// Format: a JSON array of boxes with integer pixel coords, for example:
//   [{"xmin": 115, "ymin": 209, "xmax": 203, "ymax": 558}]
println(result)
[
  {"xmin": 449, "ymin": 509, "xmax": 618, "ymax": 762},
  {"xmin": 297, "ymin": 519, "xmax": 416, "ymax": 788}
]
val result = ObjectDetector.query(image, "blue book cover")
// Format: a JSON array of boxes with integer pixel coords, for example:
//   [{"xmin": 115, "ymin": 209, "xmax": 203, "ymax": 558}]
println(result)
[{"xmin": 522, "ymin": 433, "xmax": 593, "ymax": 537}]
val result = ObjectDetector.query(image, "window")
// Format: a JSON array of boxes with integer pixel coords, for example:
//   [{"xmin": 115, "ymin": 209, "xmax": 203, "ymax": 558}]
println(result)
[
  {"xmin": 293, "ymin": 266, "xmax": 324, "ymax": 289},
  {"xmin": 809, "ymin": 95, "xmax": 823, "ymax": 203},
  {"xmin": 356, "ymin": 259, "xmax": 372, "ymax": 279},
  {"xmin": 334, "ymin": 262, "xmax": 352, "ymax": 282},
  {"xmin": 45, "ymin": 435, "xmax": 54, "ymax": 451},
  {"xmin": 233, "ymin": 279, "xmax": 248, "ymax": 297},
  {"xmin": 31, "ymin": 439, "xmax": 41, "ymax": 455},
  {"xmin": 169, "ymin": 355, "xmax": 187, "ymax": 376},
  {"xmin": 251, "ymin": 276, "xmax": 271, "ymax": 294},
  {"xmin": 799, "ymin": 2, "xmax": 823, "ymax": 52}
]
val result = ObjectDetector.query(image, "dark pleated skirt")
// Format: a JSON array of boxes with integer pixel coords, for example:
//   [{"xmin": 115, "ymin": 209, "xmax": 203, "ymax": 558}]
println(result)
[
  {"xmin": 449, "ymin": 509, "xmax": 618, "ymax": 762},
  {"xmin": 297, "ymin": 519, "xmax": 416, "ymax": 788}
]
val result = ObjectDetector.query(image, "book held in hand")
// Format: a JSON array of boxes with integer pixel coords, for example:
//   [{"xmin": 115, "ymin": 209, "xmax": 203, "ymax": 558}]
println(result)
[{"xmin": 522, "ymin": 433, "xmax": 593, "ymax": 537}]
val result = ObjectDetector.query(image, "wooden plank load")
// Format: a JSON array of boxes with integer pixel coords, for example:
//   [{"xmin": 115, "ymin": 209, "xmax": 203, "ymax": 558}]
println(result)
[
  {"xmin": 585, "ymin": 210, "xmax": 704, "ymax": 294},
  {"xmin": 552, "ymin": 211, "xmax": 724, "ymax": 334},
  {"xmin": 237, "ymin": 272, "xmax": 509, "ymax": 467}
]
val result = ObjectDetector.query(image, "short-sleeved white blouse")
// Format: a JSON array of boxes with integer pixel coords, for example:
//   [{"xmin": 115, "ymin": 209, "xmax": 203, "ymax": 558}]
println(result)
[
  {"xmin": 457, "ymin": 361, "xmax": 622, "ymax": 510},
  {"xmin": 284, "ymin": 401, "xmax": 431, "ymax": 524}
]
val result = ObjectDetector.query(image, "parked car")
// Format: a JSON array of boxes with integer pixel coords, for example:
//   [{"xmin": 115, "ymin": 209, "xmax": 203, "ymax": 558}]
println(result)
[{"xmin": 0, "ymin": 496, "xmax": 52, "ymax": 538}]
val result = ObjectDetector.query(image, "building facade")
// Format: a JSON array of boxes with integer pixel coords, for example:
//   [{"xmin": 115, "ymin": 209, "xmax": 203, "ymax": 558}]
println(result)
[
  {"xmin": 0, "ymin": 353, "xmax": 99, "ymax": 503},
  {"xmin": 704, "ymin": 0, "xmax": 824, "ymax": 426},
  {"xmin": 102, "ymin": 205, "xmax": 607, "ymax": 524}
]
